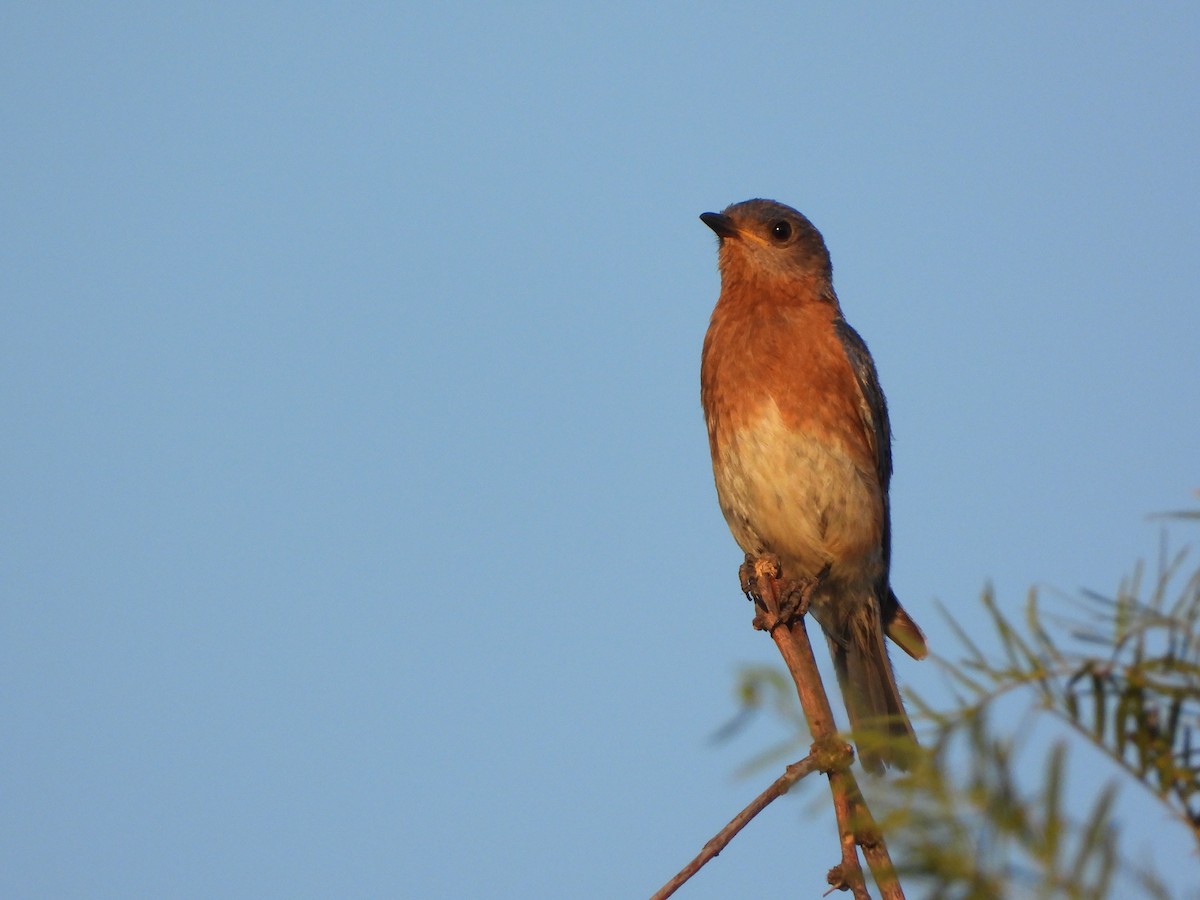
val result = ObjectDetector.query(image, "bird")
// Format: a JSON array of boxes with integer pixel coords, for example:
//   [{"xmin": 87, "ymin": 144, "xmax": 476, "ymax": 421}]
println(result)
[{"xmin": 698, "ymin": 198, "xmax": 927, "ymax": 772}]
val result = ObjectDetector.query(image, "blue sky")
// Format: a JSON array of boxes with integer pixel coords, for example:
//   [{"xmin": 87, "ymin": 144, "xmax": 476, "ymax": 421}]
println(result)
[{"xmin": 3, "ymin": 5, "xmax": 1198, "ymax": 898}]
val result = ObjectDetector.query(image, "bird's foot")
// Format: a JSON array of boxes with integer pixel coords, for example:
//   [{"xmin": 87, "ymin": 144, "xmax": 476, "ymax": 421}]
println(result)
[
  {"xmin": 739, "ymin": 552, "xmax": 779, "ymax": 599},
  {"xmin": 746, "ymin": 559, "xmax": 830, "ymax": 631},
  {"xmin": 780, "ymin": 562, "xmax": 832, "ymax": 624},
  {"xmin": 743, "ymin": 554, "xmax": 786, "ymax": 631},
  {"xmin": 776, "ymin": 578, "xmax": 815, "ymax": 624},
  {"xmin": 778, "ymin": 563, "xmax": 829, "ymax": 623}
]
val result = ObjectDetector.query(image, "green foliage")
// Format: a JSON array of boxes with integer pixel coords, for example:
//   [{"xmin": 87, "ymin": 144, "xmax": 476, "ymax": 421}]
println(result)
[
  {"xmin": 879, "ymin": 714, "xmax": 1130, "ymax": 899},
  {"xmin": 724, "ymin": 510, "xmax": 1200, "ymax": 897}
]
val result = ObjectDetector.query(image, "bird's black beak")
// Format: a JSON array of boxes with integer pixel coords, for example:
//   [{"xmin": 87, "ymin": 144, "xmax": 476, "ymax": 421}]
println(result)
[{"xmin": 700, "ymin": 212, "xmax": 739, "ymax": 240}]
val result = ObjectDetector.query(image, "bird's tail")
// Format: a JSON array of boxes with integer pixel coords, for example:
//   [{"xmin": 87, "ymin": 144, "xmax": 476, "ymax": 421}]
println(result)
[{"xmin": 821, "ymin": 602, "xmax": 918, "ymax": 774}]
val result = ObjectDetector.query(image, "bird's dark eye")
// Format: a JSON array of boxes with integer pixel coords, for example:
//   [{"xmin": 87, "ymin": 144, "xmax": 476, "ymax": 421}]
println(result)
[{"xmin": 770, "ymin": 220, "xmax": 792, "ymax": 242}]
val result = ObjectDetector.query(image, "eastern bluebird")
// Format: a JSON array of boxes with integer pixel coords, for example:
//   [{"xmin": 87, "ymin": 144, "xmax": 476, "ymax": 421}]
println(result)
[{"xmin": 699, "ymin": 199, "xmax": 927, "ymax": 772}]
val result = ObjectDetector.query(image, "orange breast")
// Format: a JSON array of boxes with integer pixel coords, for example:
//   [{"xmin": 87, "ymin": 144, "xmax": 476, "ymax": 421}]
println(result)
[{"xmin": 701, "ymin": 291, "xmax": 883, "ymax": 581}]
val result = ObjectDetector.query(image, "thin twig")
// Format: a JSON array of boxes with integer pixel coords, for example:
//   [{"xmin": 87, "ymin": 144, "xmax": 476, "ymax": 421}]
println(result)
[{"xmin": 649, "ymin": 755, "xmax": 819, "ymax": 900}]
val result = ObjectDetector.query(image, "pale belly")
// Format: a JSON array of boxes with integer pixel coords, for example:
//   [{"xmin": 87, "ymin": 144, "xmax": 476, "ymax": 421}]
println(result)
[{"xmin": 712, "ymin": 401, "xmax": 884, "ymax": 586}]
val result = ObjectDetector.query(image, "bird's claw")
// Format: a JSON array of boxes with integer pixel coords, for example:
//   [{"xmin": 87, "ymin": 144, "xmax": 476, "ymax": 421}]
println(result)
[
  {"xmin": 777, "ymin": 579, "xmax": 814, "ymax": 624},
  {"xmin": 738, "ymin": 552, "xmax": 780, "ymax": 599},
  {"xmin": 743, "ymin": 558, "xmax": 830, "ymax": 629},
  {"xmin": 777, "ymin": 562, "xmax": 831, "ymax": 625}
]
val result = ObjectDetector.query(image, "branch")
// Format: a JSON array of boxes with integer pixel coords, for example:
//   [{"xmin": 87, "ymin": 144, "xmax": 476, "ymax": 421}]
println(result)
[
  {"xmin": 650, "ymin": 754, "xmax": 819, "ymax": 900},
  {"xmin": 749, "ymin": 555, "xmax": 904, "ymax": 900},
  {"xmin": 651, "ymin": 555, "xmax": 906, "ymax": 898}
]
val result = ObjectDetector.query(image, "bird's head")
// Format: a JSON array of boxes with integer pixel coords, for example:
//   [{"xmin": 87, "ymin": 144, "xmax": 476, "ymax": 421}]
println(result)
[{"xmin": 700, "ymin": 199, "xmax": 833, "ymax": 293}]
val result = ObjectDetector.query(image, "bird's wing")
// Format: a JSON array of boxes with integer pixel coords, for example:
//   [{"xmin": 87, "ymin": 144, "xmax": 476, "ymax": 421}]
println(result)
[
  {"xmin": 834, "ymin": 317, "xmax": 927, "ymax": 658},
  {"xmin": 832, "ymin": 317, "xmax": 892, "ymax": 492}
]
